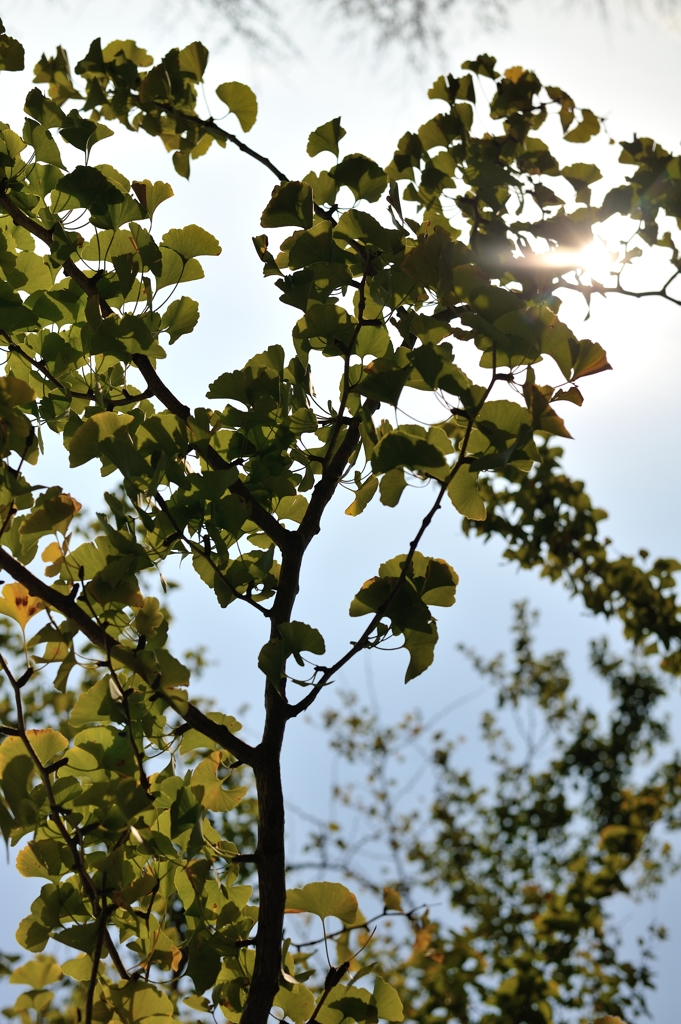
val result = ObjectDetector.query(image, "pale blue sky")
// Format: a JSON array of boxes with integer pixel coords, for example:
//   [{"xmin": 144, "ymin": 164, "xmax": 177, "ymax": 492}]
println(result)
[{"xmin": 1, "ymin": 1, "xmax": 681, "ymax": 1018}]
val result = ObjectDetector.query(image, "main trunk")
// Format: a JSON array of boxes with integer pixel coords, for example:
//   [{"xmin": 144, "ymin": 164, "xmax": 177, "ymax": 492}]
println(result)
[{"xmin": 241, "ymin": 711, "xmax": 286, "ymax": 1024}]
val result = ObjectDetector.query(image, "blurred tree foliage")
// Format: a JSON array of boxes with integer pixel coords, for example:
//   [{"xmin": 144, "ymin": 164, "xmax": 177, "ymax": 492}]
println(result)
[
  {"xmin": 301, "ymin": 605, "xmax": 681, "ymax": 1023},
  {"xmin": 182, "ymin": 0, "xmax": 681, "ymax": 56}
]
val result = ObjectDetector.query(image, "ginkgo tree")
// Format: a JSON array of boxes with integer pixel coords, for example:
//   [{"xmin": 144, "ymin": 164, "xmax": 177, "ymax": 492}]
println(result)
[{"xmin": 0, "ymin": 16, "xmax": 680, "ymax": 1024}]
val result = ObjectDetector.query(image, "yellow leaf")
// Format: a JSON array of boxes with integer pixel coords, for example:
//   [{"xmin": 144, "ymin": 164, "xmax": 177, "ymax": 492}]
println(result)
[
  {"xmin": 41, "ymin": 541, "xmax": 62, "ymax": 563},
  {"xmin": 0, "ymin": 582, "xmax": 46, "ymax": 631},
  {"xmin": 383, "ymin": 886, "xmax": 402, "ymax": 911}
]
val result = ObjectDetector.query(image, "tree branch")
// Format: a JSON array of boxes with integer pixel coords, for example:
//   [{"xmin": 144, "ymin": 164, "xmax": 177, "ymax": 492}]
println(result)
[
  {"xmin": 0, "ymin": 187, "xmax": 293, "ymax": 555},
  {"xmin": 132, "ymin": 356, "xmax": 293, "ymax": 552},
  {"xmin": 0, "ymin": 547, "xmax": 258, "ymax": 765},
  {"xmin": 183, "ymin": 702, "xmax": 260, "ymax": 767},
  {"xmin": 306, "ymin": 375, "xmax": 498, "ymax": 691},
  {"xmin": 557, "ymin": 275, "xmax": 681, "ymax": 306},
  {"xmin": 0, "ymin": 547, "xmax": 109, "ymax": 649},
  {"xmin": 156, "ymin": 106, "xmax": 289, "ymax": 183}
]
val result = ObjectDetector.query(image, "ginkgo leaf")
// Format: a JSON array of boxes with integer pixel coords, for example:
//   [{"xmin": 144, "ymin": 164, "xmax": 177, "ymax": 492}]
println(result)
[
  {"xmin": 0, "ymin": 582, "xmax": 46, "ymax": 632},
  {"xmin": 285, "ymin": 881, "xmax": 358, "ymax": 923},
  {"xmin": 373, "ymin": 978, "xmax": 404, "ymax": 1022},
  {"xmin": 10, "ymin": 955, "xmax": 62, "ymax": 988},
  {"xmin": 20, "ymin": 492, "xmax": 82, "ymax": 535},
  {"xmin": 274, "ymin": 983, "xmax": 315, "ymax": 1023},
  {"xmin": 0, "ymin": 728, "xmax": 67, "ymax": 777},
  {"xmin": 162, "ymin": 224, "xmax": 221, "ymax": 259},
  {"xmin": 191, "ymin": 751, "xmax": 248, "ymax": 812},
  {"xmin": 383, "ymin": 887, "xmax": 402, "ymax": 911},
  {"xmin": 216, "ymin": 82, "xmax": 258, "ymax": 132}
]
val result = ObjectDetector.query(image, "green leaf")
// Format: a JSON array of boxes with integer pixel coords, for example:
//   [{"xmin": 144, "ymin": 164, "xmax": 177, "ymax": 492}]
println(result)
[
  {"xmin": 160, "ymin": 295, "xmax": 199, "ymax": 343},
  {"xmin": 404, "ymin": 622, "xmax": 438, "ymax": 682},
  {"xmin": 68, "ymin": 412, "xmax": 134, "ymax": 468},
  {"xmin": 24, "ymin": 88, "xmax": 65, "ymax": 130},
  {"xmin": 60, "ymin": 955, "xmax": 93, "ymax": 982},
  {"xmin": 53, "ymin": 923, "xmax": 101, "ymax": 953},
  {"xmin": 562, "ymin": 162, "xmax": 602, "ymax": 203},
  {"xmin": 570, "ymin": 338, "xmax": 612, "ymax": 381},
  {"xmin": 261, "ymin": 181, "xmax": 313, "ymax": 230},
  {"xmin": 461, "ymin": 53, "xmax": 499, "ymax": 78},
  {"xmin": 373, "ymin": 978, "xmax": 404, "ymax": 1022},
  {"xmin": 275, "ymin": 983, "xmax": 316, "ymax": 1023},
  {"xmin": 69, "ymin": 677, "xmax": 121, "ymax": 728},
  {"xmin": 0, "ymin": 729, "xmax": 67, "ymax": 776},
  {"xmin": 179, "ymin": 712, "xmax": 242, "ymax": 754},
  {"xmin": 10, "ymin": 956, "xmax": 61, "ymax": 988},
  {"xmin": 0, "ymin": 281, "xmax": 40, "ymax": 332},
  {"xmin": 354, "ymin": 361, "xmax": 411, "ymax": 406},
  {"xmin": 172, "ymin": 151, "xmax": 190, "ymax": 179},
  {"xmin": 131, "ymin": 179, "xmax": 174, "ymax": 215},
  {"xmin": 379, "ymin": 468, "xmax": 407, "ymax": 508},
  {"xmin": 332, "ymin": 153, "xmax": 387, "ymax": 203},
  {"xmin": 20, "ymin": 491, "xmax": 81, "ymax": 535},
  {"xmin": 22, "ymin": 119, "xmax": 64, "ymax": 167},
  {"xmin": 564, "ymin": 108, "xmax": 600, "ymax": 143},
  {"xmin": 178, "ymin": 40, "xmax": 209, "ymax": 81},
  {"xmin": 372, "ymin": 427, "xmax": 445, "ymax": 474},
  {"xmin": 156, "ymin": 248, "xmax": 204, "ymax": 288},
  {"xmin": 345, "ymin": 475, "xmax": 379, "ymax": 517},
  {"xmin": 258, "ymin": 638, "xmax": 288, "ymax": 681},
  {"xmin": 286, "ymin": 882, "xmax": 358, "ymax": 923},
  {"xmin": 16, "ymin": 839, "xmax": 66, "ymax": 880},
  {"xmin": 330, "ymin": 991, "xmax": 377, "ymax": 1024},
  {"xmin": 108, "ymin": 981, "xmax": 174, "ymax": 1024},
  {"xmin": 307, "ymin": 116, "xmax": 346, "ymax": 158},
  {"xmin": 161, "ymin": 224, "xmax": 221, "ymax": 259},
  {"xmin": 191, "ymin": 751, "xmax": 248, "ymax": 812},
  {"xmin": 335, "ymin": 209, "xmax": 396, "ymax": 251},
  {"xmin": 16, "ymin": 914, "xmax": 50, "ymax": 954},
  {"xmin": 304, "ymin": 169, "xmax": 338, "ymax": 206},
  {"xmin": 447, "ymin": 465, "xmax": 486, "ymax": 521},
  {"xmin": 216, "ymin": 81, "xmax": 258, "ymax": 132},
  {"xmin": 278, "ymin": 621, "xmax": 326, "ymax": 658},
  {"xmin": 402, "ymin": 226, "xmax": 468, "ymax": 292},
  {"xmin": 59, "ymin": 112, "xmax": 114, "ymax": 153},
  {"xmin": 0, "ymin": 29, "xmax": 24, "ymax": 71}
]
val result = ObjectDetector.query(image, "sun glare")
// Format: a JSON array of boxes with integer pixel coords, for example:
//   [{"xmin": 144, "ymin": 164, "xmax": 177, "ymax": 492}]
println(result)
[
  {"xmin": 576, "ymin": 240, "xmax": 618, "ymax": 281},
  {"xmin": 538, "ymin": 239, "xmax": 617, "ymax": 282}
]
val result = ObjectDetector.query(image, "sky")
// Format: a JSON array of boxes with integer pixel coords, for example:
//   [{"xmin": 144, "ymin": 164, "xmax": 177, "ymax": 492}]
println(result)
[{"xmin": 1, "ymin": 0, "xmax": 681, "ymax": 1018}]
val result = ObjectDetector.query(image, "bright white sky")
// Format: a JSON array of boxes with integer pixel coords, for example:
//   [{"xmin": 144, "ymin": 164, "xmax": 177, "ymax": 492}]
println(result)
[{"xmin": 1, "ymin": 0, "xmax": 681, "ymax": 1017}]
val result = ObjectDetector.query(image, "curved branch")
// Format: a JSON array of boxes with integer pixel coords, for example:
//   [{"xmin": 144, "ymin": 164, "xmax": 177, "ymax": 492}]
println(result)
[
  {"xmin": 557, "ymin": 275, "xmax": 681, "ymax": 306},
  {"xmin": 156, "ymin": 105, "xmax": 289, "ymax": 184},
  {"xmin": 0, "ymin": 190, "xmax": 293, "ymax": 555},
  {"xmin": 0, "ymin": 547, "xmax": 258, "ymax": 765}
]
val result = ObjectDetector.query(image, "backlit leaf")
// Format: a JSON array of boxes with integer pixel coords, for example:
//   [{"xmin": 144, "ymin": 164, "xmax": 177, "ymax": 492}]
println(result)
[
  {"xmin": 0, "ymin": 583, "xmax": 46, "ymax": 632},
  {"xmin": 286, "ymin": 882, "xmax": 358, "ymax": 923},
  {"xmin": 216, "ymin": 81, "xmax": 258, "ymax": 132}
]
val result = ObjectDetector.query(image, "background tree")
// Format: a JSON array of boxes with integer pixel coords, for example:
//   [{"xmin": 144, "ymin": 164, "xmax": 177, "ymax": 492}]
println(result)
[
  {"xmin": 160, "ymin": 0, "xmax": 681, "ymax": 58},
  {"xmin": 0, "ymin": 19, "xmax": 680, "ymax": 1024},
  {"xmin": 297, "ymin": 604, "xmax": 681, "ymax": 1022}
]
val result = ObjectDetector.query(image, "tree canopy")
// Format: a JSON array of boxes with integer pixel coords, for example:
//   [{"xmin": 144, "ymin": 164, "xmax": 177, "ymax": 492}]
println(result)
[{"xmin": 0, "ymin": 18, "xmax": 680, "ymax": 1024}]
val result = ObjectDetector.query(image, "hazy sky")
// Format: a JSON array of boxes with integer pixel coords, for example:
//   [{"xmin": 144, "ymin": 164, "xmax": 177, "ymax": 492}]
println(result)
[{"xmin": 1, "ymin": 1, "xmax": 681, "ymax": 1018}]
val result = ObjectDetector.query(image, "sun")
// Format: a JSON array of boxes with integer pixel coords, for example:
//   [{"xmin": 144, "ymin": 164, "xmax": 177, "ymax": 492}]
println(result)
[{"xmin": 575, "ymin": 240, "xmax": 618, "ymax": 282}]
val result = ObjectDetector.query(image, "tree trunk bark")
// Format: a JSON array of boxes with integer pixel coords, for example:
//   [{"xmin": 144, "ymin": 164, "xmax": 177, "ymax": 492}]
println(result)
[{"xmin": 241, "ymin": 696, "xmax": 287, "ymax": 1024}]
